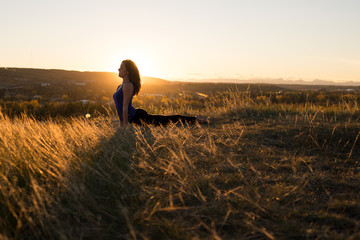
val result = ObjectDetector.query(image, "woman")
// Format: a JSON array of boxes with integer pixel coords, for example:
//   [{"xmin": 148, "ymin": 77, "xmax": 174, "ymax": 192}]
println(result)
[{"xmin": 113, "ymin": 59, "xmax": 209, "ymax": 127}]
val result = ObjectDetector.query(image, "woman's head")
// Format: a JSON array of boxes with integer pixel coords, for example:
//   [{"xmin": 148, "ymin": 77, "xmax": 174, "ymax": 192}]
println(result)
[{"xmin": 118, "ymin": 59, "xmax": 141, "ymax": 95}]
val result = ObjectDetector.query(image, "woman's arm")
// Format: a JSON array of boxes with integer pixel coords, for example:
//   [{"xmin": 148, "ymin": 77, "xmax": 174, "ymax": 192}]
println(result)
[
  {"xmin": 121, "ymin": 82, "xmax": 134, "ymax": 127},
  {"xmin": 113, "ymin": 88, "xmax": 123, "ymax": 127}
]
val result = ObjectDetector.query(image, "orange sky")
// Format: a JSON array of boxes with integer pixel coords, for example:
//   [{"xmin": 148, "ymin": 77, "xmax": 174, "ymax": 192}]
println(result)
[{"xmin": 1, "ymin": 1, "xmax": 359, "ymax": 82}]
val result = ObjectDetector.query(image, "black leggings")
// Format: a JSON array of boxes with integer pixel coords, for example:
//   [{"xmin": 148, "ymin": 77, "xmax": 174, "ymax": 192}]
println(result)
[{"xmin": 130, "ymin": 109, "xmax": 196, "ymax": 126}]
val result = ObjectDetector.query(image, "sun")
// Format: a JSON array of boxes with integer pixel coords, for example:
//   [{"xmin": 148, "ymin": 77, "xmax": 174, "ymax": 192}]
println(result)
[{"xmin": 109, "ymin": 51, "xmax": 159, "ymax": 78}]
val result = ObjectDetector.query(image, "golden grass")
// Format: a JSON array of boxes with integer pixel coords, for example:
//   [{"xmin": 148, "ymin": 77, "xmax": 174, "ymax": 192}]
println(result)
[
  {"xmin": 0, "ymin": 114, "xmax": 116, "ymax": 238},
  {"xmin": 1, "ymin": 90, "xmax": 360, "ymax": 239}
]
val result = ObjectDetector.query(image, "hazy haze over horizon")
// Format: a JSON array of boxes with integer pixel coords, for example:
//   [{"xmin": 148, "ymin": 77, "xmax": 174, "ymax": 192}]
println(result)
[{"xmin": 1, "ymin": 0, "xmax": 359, "ymax": 83}]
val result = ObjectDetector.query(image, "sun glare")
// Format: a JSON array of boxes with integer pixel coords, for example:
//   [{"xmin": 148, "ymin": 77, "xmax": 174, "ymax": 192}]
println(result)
[{"xmin": 111, "ymin": 51, "xmax": 159, "ymax": 78}]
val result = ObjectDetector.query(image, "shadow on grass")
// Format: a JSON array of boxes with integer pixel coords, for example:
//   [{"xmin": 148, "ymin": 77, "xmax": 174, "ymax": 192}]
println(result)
[{"xmin": 43, "ymin": 127, "xmax": 140, "ymax": 239}]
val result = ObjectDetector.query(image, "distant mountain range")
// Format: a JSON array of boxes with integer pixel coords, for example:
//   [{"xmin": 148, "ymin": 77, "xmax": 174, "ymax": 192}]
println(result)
[{"xmin": 181, "ymin": 78, "xmax": 360, "ymax": 86}]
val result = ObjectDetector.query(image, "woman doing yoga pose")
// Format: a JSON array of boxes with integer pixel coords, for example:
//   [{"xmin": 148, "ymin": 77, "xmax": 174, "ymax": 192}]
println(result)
[{"xmin": 113, "ymin": 59, "xmax": 209, "ymax": 128}]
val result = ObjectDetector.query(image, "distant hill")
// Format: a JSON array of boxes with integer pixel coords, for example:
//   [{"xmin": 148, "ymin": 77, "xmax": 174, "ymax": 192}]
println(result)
[
  {"xmin": 0, "ymin": 67, "xmax": 172, "ymax": 92},
  {"xmin": 142, "ymin": 76, "xmax": 170, "ymax": 85},
  {"xmin": 2, "ymin": 67, "xmax": 360, "ymax": 86},
  {"xmin": 1, "ymin": 68, "xmax": 359, "ymax": 95}
]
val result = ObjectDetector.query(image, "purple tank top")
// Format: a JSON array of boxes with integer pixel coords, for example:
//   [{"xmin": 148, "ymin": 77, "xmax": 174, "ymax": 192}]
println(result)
[{"xmin": 113, "ymin": 84, "xmax": 136, "ymax": 121}]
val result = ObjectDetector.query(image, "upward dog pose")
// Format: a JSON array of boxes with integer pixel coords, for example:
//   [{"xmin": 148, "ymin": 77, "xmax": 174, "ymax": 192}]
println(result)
[{"xmin": 113, "ymin": 59, "xmax": 209, "ymax": 128}]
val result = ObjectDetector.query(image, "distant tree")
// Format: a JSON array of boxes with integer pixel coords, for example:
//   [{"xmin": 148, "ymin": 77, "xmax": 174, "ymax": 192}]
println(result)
[
  {"xmin": 28, "ymin": 100, "xmax": 40, "ymax": 114},
  {"xmin": 62, "ymin": 94, "xmax": 69, "ymax": 101},
  {"xmin": 16, "ymin": 94, "xmax": 25, "ymax": 101}
]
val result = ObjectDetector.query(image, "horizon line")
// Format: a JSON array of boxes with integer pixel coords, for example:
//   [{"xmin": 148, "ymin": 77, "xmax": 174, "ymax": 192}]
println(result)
[{"xmin": 1, "ymin": 66, "xmax": 359, "ymax": 84}]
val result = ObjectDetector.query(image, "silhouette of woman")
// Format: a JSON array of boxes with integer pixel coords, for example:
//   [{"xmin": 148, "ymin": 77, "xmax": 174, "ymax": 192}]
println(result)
[{"xmin": 113, "ymin": 59, "xmax": 209, "ymax": 128}]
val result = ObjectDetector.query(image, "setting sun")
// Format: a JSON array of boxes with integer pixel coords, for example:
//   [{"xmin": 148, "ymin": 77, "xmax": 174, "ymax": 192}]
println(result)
[{"xmin": 109, "ymin": 51, "xmax": 159, "ymax": 78}]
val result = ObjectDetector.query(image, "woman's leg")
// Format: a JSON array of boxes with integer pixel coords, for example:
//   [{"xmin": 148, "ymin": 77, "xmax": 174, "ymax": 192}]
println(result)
[
  {"xmin": 130, "ymin": 109, "xmax": 150, "ymax": 125},
  {"xmin": 130, "ymin": 109, "xmax": 196, "ymax": 126},
  {"xmin": 147, "ymin": 114, "xmax": 196, "ymax": 125}
]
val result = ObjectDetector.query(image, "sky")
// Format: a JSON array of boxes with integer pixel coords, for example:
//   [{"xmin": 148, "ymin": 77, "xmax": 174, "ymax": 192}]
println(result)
[{"xmin": 1, "ymin": 0, "xmax": 360, "ymax": 82}]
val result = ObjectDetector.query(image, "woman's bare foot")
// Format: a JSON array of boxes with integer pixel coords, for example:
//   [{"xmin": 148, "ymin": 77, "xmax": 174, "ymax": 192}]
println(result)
[{"xmin": 196, "ymin": 115, "xmax": 209, "ymax": 124}]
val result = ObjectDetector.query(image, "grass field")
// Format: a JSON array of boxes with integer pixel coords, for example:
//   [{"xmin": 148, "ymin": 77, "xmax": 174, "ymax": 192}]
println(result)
[{"xmin": 1, "ymin": 89, "xmax": 360, "ymax": 239}]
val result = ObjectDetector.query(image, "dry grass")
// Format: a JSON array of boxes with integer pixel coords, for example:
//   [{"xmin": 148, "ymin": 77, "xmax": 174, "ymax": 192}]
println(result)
[{"xmin": 1, "ymin": 90, "xmax": 360, "ymax": 239}]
